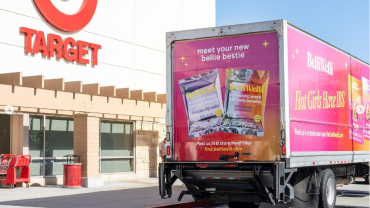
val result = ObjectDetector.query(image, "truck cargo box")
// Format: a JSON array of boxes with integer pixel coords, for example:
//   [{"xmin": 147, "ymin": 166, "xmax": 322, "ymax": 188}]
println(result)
[
  {"xmin": 165, "ymin": 19, "xmax": 369, "ymax": 167},
  {"xmin": 160, "ymin": 19, "xmax": 370, "ymax": 207}
]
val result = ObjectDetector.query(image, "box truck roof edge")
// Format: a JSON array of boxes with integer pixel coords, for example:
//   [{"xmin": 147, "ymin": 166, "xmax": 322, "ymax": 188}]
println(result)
[
  {"xmin": 166, "ymin": 19, "xmax": 287, "ymax": 163},
  {"xmin": 166, "ymin": 19, "xmax": 368, "ymax": 65}
]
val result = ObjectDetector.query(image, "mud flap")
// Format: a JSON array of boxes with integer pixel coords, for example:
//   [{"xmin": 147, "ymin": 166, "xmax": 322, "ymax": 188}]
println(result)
[
  {"xmin": 159, "ymin": 163, "xmax": 166, "ymax": 198},
  {"xmin": 291, "ymin": 168, "xmax": 320, "ymax": 208}
]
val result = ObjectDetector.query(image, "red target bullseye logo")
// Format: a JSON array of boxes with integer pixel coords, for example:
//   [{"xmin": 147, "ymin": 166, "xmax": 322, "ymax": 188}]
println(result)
[{"xmin": 33, "ymin": 0, "xmax": 98, "ymax": 32}]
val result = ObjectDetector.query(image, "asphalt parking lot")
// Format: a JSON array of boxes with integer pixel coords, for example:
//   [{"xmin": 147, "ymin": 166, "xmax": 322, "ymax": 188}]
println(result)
[
  {"xmin": 210, "ymin": 180, "xmax": 370, "ymax": 208},
  {"xmin": 0, "ymin": 178, "xmax": 368, "ymax": 208}
]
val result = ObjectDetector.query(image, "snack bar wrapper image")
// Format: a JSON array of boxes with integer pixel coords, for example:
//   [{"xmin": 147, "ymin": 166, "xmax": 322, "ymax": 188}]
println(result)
[
  {"xmin": 348, "ymin": 75, "xmax": 364, "ymax": 144},
  {"xmin": 222, "ymin": 68, "xmax": 269, "ymax": 137},
  {"xmin": 179, "ymin": 69, "xmax": 224, "ymax": 139},
  {"xmin": 362, "ymin": 77, "xmax": 370, "ymax": 140}
]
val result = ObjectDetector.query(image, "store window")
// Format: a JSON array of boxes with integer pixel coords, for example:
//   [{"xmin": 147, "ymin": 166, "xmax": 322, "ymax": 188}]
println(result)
[
  {"xmin": 45, "ymin": 118, "xmax": 74, "ymax": 157},
  {"xmin": 29, "ymin": 116, "xmax": 43, "ymax": 158},
  {"xmin": 100, "ymin": 121, "xmax": 134, "ymax": 173},
  {"xmin": 29, "ymin": 116, "xmax": 73, "ymax": 176},
  {"xmin": 30, "ymin": 160, "xmax": 43, "ymax": 176}
]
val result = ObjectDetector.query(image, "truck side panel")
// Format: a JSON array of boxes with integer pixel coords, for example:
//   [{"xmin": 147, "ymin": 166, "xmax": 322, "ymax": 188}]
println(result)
[
  {"xmin": 172, "ymin": 32, "xmax": 280, "ymax": 161},
  {"xmin": 351, "ymin": 58, "xmax": 370, "ymax": 152},
  {"xmin": 287, "ymin": 25, "xmax": 370, "ymax": 167}
]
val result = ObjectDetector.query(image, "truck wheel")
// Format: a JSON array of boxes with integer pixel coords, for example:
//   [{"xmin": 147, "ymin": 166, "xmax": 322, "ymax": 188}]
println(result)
[
  {"xmin": 319, "ymin": 169, "xmax": 336, "ymax": 208},
  {"xmin": 348, "ymin": 176, "xmax": 355, "ymax": 184}
]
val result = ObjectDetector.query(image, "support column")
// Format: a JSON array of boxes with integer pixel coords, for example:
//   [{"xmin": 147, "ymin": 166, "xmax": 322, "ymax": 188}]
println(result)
[
  {"xmin": 10, "ymin": 114, "xmax": 25, "ymax": 155},
  {"xmin": 10, "ymin": 114, "xmax": 33, "ymax": 187},
  {"xmin": 74, "ymin": 113, "xmax": 103, "ymax": 187}
]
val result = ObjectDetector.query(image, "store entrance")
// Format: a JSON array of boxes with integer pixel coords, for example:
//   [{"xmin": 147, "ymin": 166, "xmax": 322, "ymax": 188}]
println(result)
[{"xmin": 0, "ymin": 115, "xmax": 10, "ymax": 154}]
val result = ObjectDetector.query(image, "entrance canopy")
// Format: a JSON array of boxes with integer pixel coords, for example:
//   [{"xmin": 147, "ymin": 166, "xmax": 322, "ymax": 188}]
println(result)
[{"xmin": 0, "ymin": 72, "xmax": 166, "ymax": 121}]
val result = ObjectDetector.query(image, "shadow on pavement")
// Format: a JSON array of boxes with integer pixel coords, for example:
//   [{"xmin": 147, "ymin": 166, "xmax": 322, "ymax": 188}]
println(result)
[
  {"xmin": 328, "ymin": 206, "xmax": 366, "ymax": 208},
  {"xmin": 0, "ymin": 186, "xmax": 368, "ymax": 208},
  {"xmin": 337, "ymin": 190, "xmax": 369, "ymax": 198},
  {"xmin": 0, "ymin": 186, "xmax": 191, "ymax": 208}
]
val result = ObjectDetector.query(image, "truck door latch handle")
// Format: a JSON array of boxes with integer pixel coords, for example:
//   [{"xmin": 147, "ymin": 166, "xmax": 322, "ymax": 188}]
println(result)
[{"xmin": 219, "ymin": 152, "xmax": 239, "ymax": 161}]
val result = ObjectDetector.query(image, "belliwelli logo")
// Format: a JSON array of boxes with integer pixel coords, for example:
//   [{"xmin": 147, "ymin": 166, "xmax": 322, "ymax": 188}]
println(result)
[
  {"xmin": 19, "ymin": 0, "xmax": 101, "ymax": 66},
  {"xmin": 186, "ymin": 85, "xmax": 218, "ymax": 99},
  {"xmin": 229, "ymin": 83, "xmax": 263, "ymax": 93},
  {"xmin": 307, "ymin": 51, "xmax": 333, "ymax": 75},
  {"xmin": 33, "ymin": 0, "xmax": 98, "ymax": 32}
]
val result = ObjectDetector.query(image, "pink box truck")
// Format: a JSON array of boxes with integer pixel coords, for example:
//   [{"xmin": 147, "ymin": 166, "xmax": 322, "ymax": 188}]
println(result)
[{"xmin": 159, "ymin": 20, "xmax": 369, "ymax": 208}]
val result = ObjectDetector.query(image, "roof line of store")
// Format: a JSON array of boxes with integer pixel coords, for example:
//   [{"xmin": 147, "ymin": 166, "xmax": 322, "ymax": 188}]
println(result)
[
  {"xmin": 0, "ymin": 8, "xmax": 39, "ymax": 20},
  {"xmin": 0, "ymin": 41, "xmax": 24, "ymax": 49},
  {"xmin": 82, "ymin": 30, "xmax": 166, "ymax": 53}
]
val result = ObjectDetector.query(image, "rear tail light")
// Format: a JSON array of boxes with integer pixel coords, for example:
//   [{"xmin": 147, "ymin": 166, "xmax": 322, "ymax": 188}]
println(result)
[
  {"xmin": 282, "ymin": 145, "xmax": 286, "ymax": 156},
  {"xmin": 166, "ymin": 146, "xmax": 170, "ymax": 155}
]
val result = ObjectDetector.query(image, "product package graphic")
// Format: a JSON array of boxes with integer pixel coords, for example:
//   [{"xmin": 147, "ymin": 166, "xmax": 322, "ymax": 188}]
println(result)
[
  {"xmin": 349, "ymin": 75, "xmax": 364, "ymax": 144},
  {"xmin": 362, "ymin": 77, "xmax": 370, "ymax": 140},
  {"xmin": 222, "ymin": 68, "xmax": 269, "ymax": 136},
  {"xmin": 179, "ymin": 69, "xmax": 224, "ymax": 139},
  {"xmin": 363, "ymin": 77, "xmax": 370, "ymax": 137}
]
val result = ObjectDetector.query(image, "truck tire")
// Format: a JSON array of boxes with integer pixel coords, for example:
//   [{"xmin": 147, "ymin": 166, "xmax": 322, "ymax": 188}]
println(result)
[
  {"xmin": 348, "ymin": 176, "xmax": 355, "ymax": 184},
  {"xmin": 319, "ymin": 169, "xmax": 336, "ymax": 208}
]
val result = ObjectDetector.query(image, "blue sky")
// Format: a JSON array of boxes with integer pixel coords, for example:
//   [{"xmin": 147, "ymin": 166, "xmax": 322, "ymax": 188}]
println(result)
[{"xmin": 216, "ymin": 0, "xmax": 369, "ymax": 63}]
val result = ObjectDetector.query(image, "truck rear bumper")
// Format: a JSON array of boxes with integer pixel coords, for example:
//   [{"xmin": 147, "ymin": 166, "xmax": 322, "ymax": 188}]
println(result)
[{"xmin": 159, "ymin": 161, "xmax": 294, "ymax": 204}]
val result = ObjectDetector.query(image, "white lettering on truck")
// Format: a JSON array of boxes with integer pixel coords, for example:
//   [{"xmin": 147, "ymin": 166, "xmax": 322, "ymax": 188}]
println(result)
[{"xmin": 307, "ymin": 52, "xmax": 333, "ymax": 75}]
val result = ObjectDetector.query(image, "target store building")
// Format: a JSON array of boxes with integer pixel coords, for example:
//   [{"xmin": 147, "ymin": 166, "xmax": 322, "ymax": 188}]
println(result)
[{"xmin": 0, "ymin": 0, "xmax": 215, "ymax": 186}]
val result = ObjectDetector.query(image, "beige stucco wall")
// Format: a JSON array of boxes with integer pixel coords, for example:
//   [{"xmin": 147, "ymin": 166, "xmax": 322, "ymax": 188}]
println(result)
[
  {"xmin": 10, "ymin": 114, "xmax": 24, "ymax": 155},
  {"xmin": 74, "ymin": 113, "xmax": 101, "ymax": 178},
  {"xmin": 100, "ymin": 123, "xmax": 166, "ymax": 182}
]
